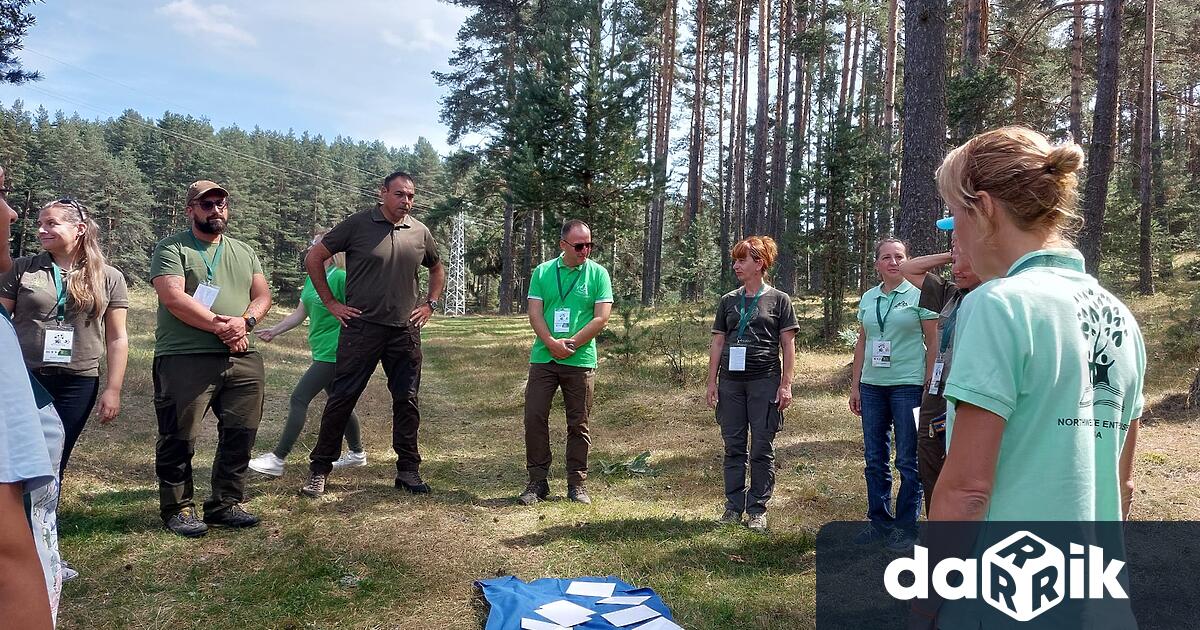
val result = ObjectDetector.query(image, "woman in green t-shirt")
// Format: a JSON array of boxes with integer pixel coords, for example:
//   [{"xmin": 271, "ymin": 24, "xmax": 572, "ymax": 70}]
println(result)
[
  {"xmin": 929, "ymin": 126, "xmax": 1145, "ymax": 523},
  {"xmin": 248, "ymin": 230, "xmax": 365, "ymax": 477}
]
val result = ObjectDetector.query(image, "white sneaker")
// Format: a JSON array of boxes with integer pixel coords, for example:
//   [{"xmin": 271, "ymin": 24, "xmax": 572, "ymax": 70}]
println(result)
[
  {"xmin": 332, "ymin": 450, "xmax": 367, "ymax": 469},
  {"xmin": 248, "ymin": 453, "xmax": 285, "ymax": 477},
  {"xmin": 61, "ymin": 561, "xmax": 79, "ymax": 582}
]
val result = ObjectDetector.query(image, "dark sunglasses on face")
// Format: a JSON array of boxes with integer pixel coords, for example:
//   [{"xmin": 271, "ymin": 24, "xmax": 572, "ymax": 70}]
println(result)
[
  {"xmin": 563, "ymin": 240, "xmax": 596, "ymax": 253},
  {"xmin": 56, "ymin": 197, "xmax": 88, "ymax": 222},
  {"xmin": 193, "ymin": 198, "xmax": 229, "ymax": 212}
]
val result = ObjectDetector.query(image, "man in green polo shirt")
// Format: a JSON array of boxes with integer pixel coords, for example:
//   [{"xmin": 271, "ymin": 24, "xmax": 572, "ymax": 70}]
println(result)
[
  {"xmin": 518, "ymin": 219, "xmax": 613, "ymax": 505},
  {"xmin": 150, "ymin": 180, "xmax": 272, "ymax": 538}
]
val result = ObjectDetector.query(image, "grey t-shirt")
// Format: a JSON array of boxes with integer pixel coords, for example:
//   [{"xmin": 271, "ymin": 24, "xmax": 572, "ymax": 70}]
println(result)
[{"xmin": 712, "ymin": 285, "xmax": 800, "ymax": 381}]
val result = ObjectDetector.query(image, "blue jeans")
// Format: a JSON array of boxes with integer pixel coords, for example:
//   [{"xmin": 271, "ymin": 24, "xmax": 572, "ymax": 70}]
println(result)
[{"xmin": 859, "ymin": 383, "xmax": 923, "ymax": 532}]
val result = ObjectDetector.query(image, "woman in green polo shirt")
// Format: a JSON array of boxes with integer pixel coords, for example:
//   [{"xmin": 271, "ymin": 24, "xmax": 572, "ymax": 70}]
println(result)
[
  {"xmin": 929, "ymin": 126, "xmax": 1145, "ymax": 523},
  {"xmin": 849, "ymin": 237, "xmax": 938, "ymax": 550},
  {"xmin": 248, "ymin": 230, "xmax": 365, "ymax": 477},
  {"xmin": 706, "ymin": 236, "xmax": 799, "ymax": 532}
]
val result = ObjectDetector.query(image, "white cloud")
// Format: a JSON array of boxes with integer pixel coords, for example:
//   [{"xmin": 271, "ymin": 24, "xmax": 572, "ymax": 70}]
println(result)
[
  {"xmin": 156, "ymin": 0, "xmax": 256, "ymax": 47},
  {"xmin": 380, "ymin": 17, "xmax": 456, "ymax": 53}
]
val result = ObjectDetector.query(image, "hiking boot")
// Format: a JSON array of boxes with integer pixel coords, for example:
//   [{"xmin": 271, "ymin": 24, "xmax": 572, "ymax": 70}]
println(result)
[
  {"xmin": 164, "ymin": 507, "xmax": 208, "ymax": 538},
  {"xmin": 567, "ymin": 485, "xmax": 592, "ymax": 505},
  {"xmin": 518, "ymin": 480, "xmax": 551, "ymax": 506},
  {"xmin": 203, "ymin": 504, "xmax": 261, "ymax": 528},
  {"xmin": 300, "ymin": 472, "xmax": 327, "ymax": 498},
  {"xmin": 853, "ymin": 523, "xmax": 890, "ymax": 545},
  {"xmin": 248, "ymin": 452, "xmax": 285, "ymax": 477},
  {"xmin": 717, "ymin": 509, "xmax": 743, "ymax": 525},
  {"xmin": 332, "ymin": 450, "xmax": 368, "ymax": 470},
  {"xmin": 395, "ymin": 471, "xmax": 431, "ymax": 494},
  {"xmin": 747, "ymin": 513, "xmax": 768, "ymax": 531},
  {"xmin": 885, "ymin": 528, "xmax": 918, "ymax": 554}
]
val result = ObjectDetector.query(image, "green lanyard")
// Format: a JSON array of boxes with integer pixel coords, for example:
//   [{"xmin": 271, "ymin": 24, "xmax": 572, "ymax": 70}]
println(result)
[
  {"xmin": 875, "ymin": 285, "xmax": 904, "ymax": 335},
  {"xmin": 556, "ymin": 262, "xmax": 583, "ymax": 303},
  {"xmin": 190, "ymin": 233, "xmax": 225, "ymax": 283},
  {"xmin": 51, "ymin": 262, "xmax": 68, "ymax": 322},
  {"xmin": 938, "ymin": 294, "xmax": 963, "ymax": 354},
  {"xmin": 1008, "ymin": 251, "xmax": 1085, "ymax": 276},
  {"xmin": 736, "ymin": 285, "xmax": 765, "ymax": 341}
]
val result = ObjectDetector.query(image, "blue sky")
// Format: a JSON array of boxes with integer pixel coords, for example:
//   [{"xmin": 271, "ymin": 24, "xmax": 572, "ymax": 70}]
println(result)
[{"xmin": 6, "ymin": 0, "xmax": 472, "ymax": 153}]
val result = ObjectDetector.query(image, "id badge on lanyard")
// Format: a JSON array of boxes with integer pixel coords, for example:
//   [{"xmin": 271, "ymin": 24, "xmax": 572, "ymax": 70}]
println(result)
[
  {"xmin": 928, "ymin": 355, "xmax": 946, "ymax": 395},
  {"xmin": 43, "ymin": 324, "xmax": 74, "ymax": 363},
  {"xmin": 553, "ymin": 307, "xmax": 571, "ymax": 333},
  {"xmin": 871, "ymin": 339, "xmax": 892, "ymax": 368},
  {"xmin": 193, "ymin": 282, "xmax": 221, "ymax": 309},
  {"xmin": 728, "ymin": 345, "xmax": 747, "ymax": 371}
]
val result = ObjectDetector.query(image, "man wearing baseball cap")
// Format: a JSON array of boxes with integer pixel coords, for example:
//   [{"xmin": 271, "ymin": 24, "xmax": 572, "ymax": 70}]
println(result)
[{"xmin": 149, "ymin": 180, "xmax": 272, "ymax": 537}]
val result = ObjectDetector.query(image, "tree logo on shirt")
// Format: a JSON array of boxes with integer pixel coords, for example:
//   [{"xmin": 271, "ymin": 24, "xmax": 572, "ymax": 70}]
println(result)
[{"xmin": 1074, "ymin": 288, "xmax": 1128, "ymax": 409}]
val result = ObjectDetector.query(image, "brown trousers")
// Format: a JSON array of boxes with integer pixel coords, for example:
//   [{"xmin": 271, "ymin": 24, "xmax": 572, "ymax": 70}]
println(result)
[
  {"xmin": 523, "ymin": 362, "xmax": 595, "ymax": 485},
  {"xmin": 917, "ymin": 387, "xmax": 948, "ymax": 515}
]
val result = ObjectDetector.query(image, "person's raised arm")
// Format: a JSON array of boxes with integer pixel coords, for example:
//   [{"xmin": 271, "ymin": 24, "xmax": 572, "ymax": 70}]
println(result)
[
  {"xmin": 899, "ymin": 252, "xmax": 953, "ymax": 288},
  {"xmin": 0, "ymin": 482, "xmax": 53, "ymax": 630},
  {"xmin": 849, "ymin": 324, "xmax": 866, "ymax": 416},
  {"xmin": 306, "ymin": 243, "xmax": 359, "ymax": 326},
  {"xmin": 97, "ymin": 307, "xmax": 129, "ymax": 423}
]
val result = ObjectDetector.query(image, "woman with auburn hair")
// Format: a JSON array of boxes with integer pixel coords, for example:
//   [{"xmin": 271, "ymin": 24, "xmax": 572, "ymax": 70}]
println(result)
[
  {"xmin": 0, "ymin": 198, "xmax": 129, "ymax": 479},
  {"xmin": 705, "ymin": 236, "xmax": 799, "ymax": 532},
  {"xmin": 248, "ymin": 229, "xmax": 366, "ymax": 477},
  {"xmin": 930, "ymin": 125, "xmax": 1146, "ymax": 524},
  {"xmin": 849, "ymin": 236, "xmax": 938, "ymax": 552}
]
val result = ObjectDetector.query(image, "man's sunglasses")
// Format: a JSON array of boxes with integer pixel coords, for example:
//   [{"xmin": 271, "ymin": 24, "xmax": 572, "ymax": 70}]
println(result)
[
  {"xmin": 191, "ymin": 198, "xmax": 229, "ymax": 212},
  {"xmin": 563, "ymin": 240, "xmax": 596, "ymax": 253}
]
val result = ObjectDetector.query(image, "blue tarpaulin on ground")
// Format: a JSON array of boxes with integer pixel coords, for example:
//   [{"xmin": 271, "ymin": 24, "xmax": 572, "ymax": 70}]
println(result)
[{"xmin": 476, "ymin": 575, "xmax": 676, "ymax": 629}]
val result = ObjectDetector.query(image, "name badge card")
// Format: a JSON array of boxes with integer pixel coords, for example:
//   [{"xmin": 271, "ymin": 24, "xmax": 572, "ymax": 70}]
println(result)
[
  {"xmin": 553, "ymin": 307, "xmax": 571, "ymax": 333},
  {"xmin": 729, "ymin": 345, "xmax": 747, "ymax": 371},
  {"xmin": 871, "ymin": 339, "xmax": 892, "ymax": 368},
  {"xmin": 928, "ymin": 358, "xmax": 946, "ymax": 395},
  {"xmin": 43, "ymin": 325, "xmax": 75, "ymax": 364},
  {"xmin": 193, "ymin": 282, "xmax": 221, "ymax": 310}
]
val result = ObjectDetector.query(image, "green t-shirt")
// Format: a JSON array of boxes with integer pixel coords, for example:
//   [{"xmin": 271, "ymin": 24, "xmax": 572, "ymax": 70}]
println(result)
[
  {"xmin": 527, "ymin": 255, "xmax": 613, "ymax": 369},
  {"xmin": 300, "ymin": 267, "xmax": 346, "ymax": 363},
  {"xmin": 944, "ymin": 249, "xmax": 1146, "ymax": 521},
  {"xmin": 150, "ymin": 230, "xmax": 264, "ymax": 356},
  {"xmin": 856, "ymin": 279, "xmax": 938, "ymax": 386}
]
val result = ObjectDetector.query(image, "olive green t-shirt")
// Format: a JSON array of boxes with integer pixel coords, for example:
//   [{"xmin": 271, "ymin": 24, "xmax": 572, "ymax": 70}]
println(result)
[
  {"xmin": 320, "ymin": 208, "xmax": 440, "ymax": 328},
  {"xmin": 527, "ymin": 255, "xmax": 613, "ymax": 369},
  {"xmin": 856, "ymin": 279, "xmax": 939, "ymax": 386},
  {"xmin": 149, "ymin": 230, "xmax": 264, "ymax": 356},
  {"xmin": 711, "ymin": 285, "xmax": 800, "ymax": 381},
  {"xmin": 0, "ymin": 252, "xmax": 129, "ymax": 376},
  {"xmin": 944, "ymin": 249, "xmax": 1146, "ymax": 521}
]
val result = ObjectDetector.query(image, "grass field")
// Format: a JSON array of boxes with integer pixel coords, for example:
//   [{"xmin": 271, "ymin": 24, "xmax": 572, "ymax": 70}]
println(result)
[{"xmin": 54, "ymin": 282, "xmax": 1200, "ymax": 629}]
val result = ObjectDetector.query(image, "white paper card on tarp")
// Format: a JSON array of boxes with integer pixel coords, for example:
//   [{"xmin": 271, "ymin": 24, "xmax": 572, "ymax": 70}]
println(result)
[
  {"xmin": 535, "ymin": 600, "xmax": 595, "ymax": 627},
  {"xmin": 521, "ymin": 618, "xmax": 572, "ymax": 630},
  {"xmin": 565, "ymin": 581, "xmax": 616, "ymax": 598},
  {"xmin": 633, "ymin": 616, "xmax": 684, "ymax": 630},
  {"xmin": 728, "ymin": 345, "xmax": 747, "ymax": 371},
  {"xmin": 598, "ymin": 595, "xmax": 651, "ymax": 606},
  {"xmin": 602, "ymin": 604, "xmax": 662, "ymax": 627}
]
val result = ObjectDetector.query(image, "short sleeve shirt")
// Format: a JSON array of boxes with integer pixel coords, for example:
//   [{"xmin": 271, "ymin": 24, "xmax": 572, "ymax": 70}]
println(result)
[
  {"xmin": 149, "ymin": 230, "xmax": 264, "ymax": 356},
  {"xmin": 856, "ymin": 279, "xmax": 938, "ymax": 386},
  {"xmin": 0, "ymin": 252, "xmax": 129, "ymax": 375},
  {"xmin": 527, "ymin": 255, "xmax": 613, "ymax": 369},
  {"xmin": 321, "ymin": 208, "xmax": 440, "ymax": 327},
  {"xmin": 301, "ymin": 267, "xmax": 347, "ymax": 363},
  {"xmin": 712, "ymin": 285, "xmax": 800, "ymax": 381},
  {"xmin": 944, "ymin": 249, "xmax": 1146, "ymax": 521}
]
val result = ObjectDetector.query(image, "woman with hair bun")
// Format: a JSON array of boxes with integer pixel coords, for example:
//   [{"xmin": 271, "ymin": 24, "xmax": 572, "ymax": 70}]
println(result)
[
  {"xmin": 706, "ymin": 236, "xmax": 799, "ymax": 532},
  {"xmin": 0, "ymin": 198, "xmax": 129, "ymax": 479},
  {"xmin": 930, "ymin": 126, "xmax": 1146, "ymax": 523}
]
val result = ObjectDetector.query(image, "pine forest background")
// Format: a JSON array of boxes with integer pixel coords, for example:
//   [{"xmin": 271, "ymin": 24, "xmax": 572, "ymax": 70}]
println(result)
[{"xmin": 1, "ymin": 0, "xmax": 1199, "ymax": 348}]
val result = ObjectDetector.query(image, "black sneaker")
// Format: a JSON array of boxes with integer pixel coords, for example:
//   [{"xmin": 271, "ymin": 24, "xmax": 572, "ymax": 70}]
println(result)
[
  {"xmin": 518, "ymin": 480, "xmax": 551, "ymax": 506},
  {"xmin": 164, "ymin": 507, "xmax": 209, "ymax": 538},
  {"xmin": 567, "ymin": 485, "xmax": 592, "ymax": 505},
  {"xmin": 885, "ymin": 528, "xmax": 918, "ymax": 553},
  {"xmin": 203, "ymin": 504, "xmax": 261, "ymax": 528},
  {"xmin": 853, "ymin": 523, "xmax": 890, "ymax": 545},
  {"xmin": 395, "ymin": 470, "xmax": 431, "ymax": 494}
]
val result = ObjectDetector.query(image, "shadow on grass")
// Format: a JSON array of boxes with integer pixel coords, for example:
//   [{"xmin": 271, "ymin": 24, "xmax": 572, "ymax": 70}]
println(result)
[
  {"xmin": 503, "ymin": 516, "xmax": 718, "ymax": 548},
  {"xmin": 60, "ymin": 487, "xmax": 162, "ymax": 538},
  {"xmin": 1141, "ymin": 393, "xmax": 1199, "ymax": 425}
]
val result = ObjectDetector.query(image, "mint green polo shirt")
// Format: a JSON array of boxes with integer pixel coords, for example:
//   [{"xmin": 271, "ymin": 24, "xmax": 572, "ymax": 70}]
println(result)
[
  {"xmin": 944, "ymin": 249, "xmax": 1146, "ymax": 521},
  {"xmin": 527, "ymin": 255, "xmax": 613, "ymax": 369},
  {"xmin": 300, "ymin": 267, "xmax": 347, "ymax": 363},
  {"xmin": 856, "ymin": 279, "xmax": 938, "ymax": 386}
]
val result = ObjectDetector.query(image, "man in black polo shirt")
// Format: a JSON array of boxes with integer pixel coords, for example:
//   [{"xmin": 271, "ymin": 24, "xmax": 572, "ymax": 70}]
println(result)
[{"xmin": 300, "ymin": 171, "xmax": 445, "ymax": 497}]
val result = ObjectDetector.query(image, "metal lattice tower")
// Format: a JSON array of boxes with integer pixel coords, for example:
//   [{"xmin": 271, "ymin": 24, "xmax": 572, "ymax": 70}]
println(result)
[{"xmin": 444, "ymin": 211, "xmax": 467, "ymax": 316}]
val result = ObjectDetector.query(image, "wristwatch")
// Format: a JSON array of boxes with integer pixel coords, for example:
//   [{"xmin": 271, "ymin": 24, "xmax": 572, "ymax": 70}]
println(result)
[
  {"xmin": 243, "ymin": 315, "xmax": 258, "ymax": 331},
  {"xmin": 426, "ymin": 299, "xmax": 439, "ymax": 311}
]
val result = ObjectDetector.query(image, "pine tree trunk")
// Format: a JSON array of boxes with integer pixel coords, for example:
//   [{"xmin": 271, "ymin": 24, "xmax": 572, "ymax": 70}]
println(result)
[
  {"xmin": 1069, "ymin": 0, "xmax": 1085, "ymax": 143},
  {"xmin": 1137, "ymin": 0, "xmax": 1155, "ymax": 295},
  {"xmin": 684, "ymin": 0, "xmax": 708, "ymax": 235},
  {"xmin": 1079, "ymin": 0, "xmax": 1126, "ymax": 276},
  {"xmin": 768, "ymin": 0, "xmax": 792, "ymax": 242},
  {"xmin": 897, "ymin": 0, "xmax": 948, "ymax": 257},
  {"xmin": 958, "ymin": 0, "xmax": 986, "ymax": 141},
  {"xmin": 499, "ymin": 197, "xmax": 515, "ymax": 315},
  {"xmin": 747, "ymin": 0, "xmax": 771, "ymax": 236},
  {"xmin": 734, "ymin": 0, "xmax": 751, "ymax": 244},
  {"xmin": 880, "ymin": 0, "xmax": 899, "ymax": 235},
  {"xmin": 718, "ymin": 29, "xmax": 731, "ymax": 287}
]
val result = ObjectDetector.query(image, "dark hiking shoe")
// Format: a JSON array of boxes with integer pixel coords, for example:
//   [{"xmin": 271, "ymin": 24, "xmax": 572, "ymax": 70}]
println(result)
[
  {"xmin": 164, "ymin": 507, "xmax": 209, "ymax": 538},
  {"xmin": 395, "ymin": 471, "xmax": 431, "ymax": 494},
  {"xmin": 853, "ymin": 523, "xmax": 890, "ymax": 545},
  {"xmin": 203, "ymin": 504, "xmax": 261, "ymax": 528},
  {"xmin": 518, "ymin": 480, "xmax": 551, "ymax": 506},
  {"xmin": 717, "ymin": 509, "xmax": 744, "ymax": 525},
  {"xmin": 747, "ymin": 513, "xmax": 768, "ymax": 532},
  {"xmin": 567, "ymin": 485, "xmax": 592, "ymax": 505},
  {"xmin": 885, "ymin": 528, "xmax": 918, "ymax": 553},
  {"xmin": 300, "ymin": 472, "xmax": 327, "ymax": 498}
]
